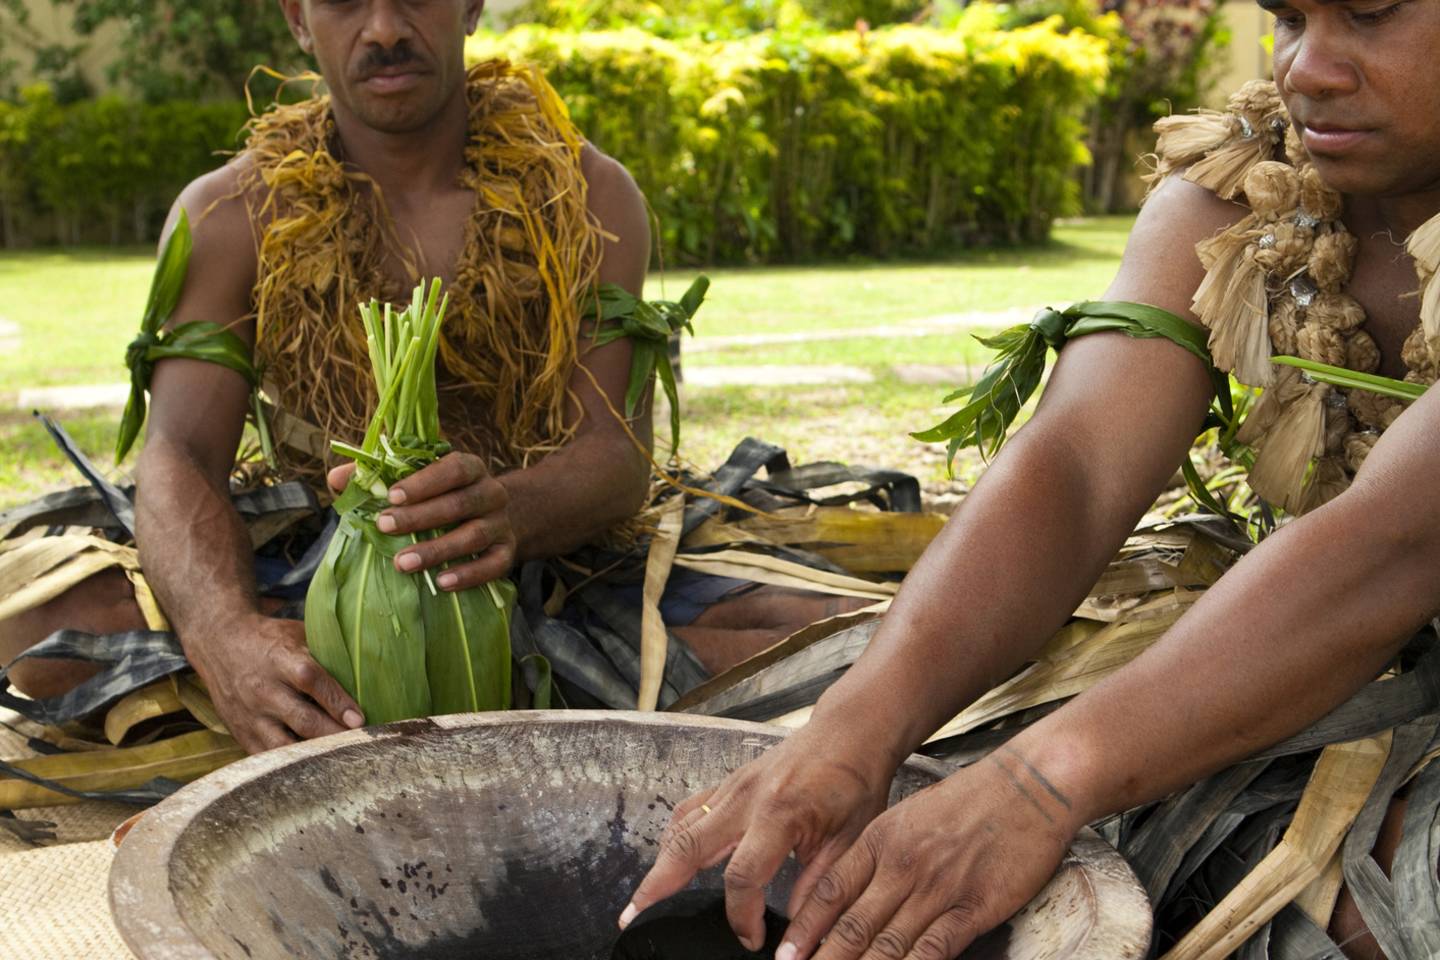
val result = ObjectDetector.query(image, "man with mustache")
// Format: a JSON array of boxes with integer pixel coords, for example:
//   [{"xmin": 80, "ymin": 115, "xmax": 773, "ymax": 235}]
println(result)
[
  {"xmin": 625, "ymin": 2, "xmax": 1440, "ymax": 958},
  {"xmin": 0, "ymin": 1, "xmax": 856, "ymax": 753}
]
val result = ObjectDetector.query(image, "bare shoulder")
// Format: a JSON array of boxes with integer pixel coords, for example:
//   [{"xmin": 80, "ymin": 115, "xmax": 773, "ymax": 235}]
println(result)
[
  {"xmin": 168, "ymin": 156, "xmax": 259, "ymax": 253},
  {"xmin": 580, "ymin": 145, "xmax": 646, "ymax": 223},
  {"xmin": 1104, "ymin": 174, "xmax": 1252, "ymax": 322},
  {"xmin": 162, "ymin": 155, "xmax": 263, "ymax": 331},
  {"xmin": 581, "ymin": 145, "xmax": 650, "ymax": 291}
]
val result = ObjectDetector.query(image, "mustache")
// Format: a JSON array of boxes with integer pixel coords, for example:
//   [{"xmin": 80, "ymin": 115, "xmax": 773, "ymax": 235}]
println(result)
[{"xmin": 356, "ymin": 42, "xmax": 425, "ymax": 78}]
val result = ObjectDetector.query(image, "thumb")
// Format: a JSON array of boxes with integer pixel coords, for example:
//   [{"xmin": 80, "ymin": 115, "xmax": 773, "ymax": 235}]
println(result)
[
  {"xmin": 291, "ymin": 653, "xmax": 365, "ymax": 730},
  {"xmin": 327, "ymin": 462, "xmax": 356, "ymax": 494}
]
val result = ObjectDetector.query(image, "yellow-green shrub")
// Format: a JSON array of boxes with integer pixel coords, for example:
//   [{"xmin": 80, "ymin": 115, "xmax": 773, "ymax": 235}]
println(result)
[
  {"xmin": 0, "ymin": 88, "xmax": 246, "ymax": 247},
  {"xmin": 470, "ymin": 16, "xmax": 1109, "ymax": 263},
  {"xmin": 0, "ymin": 15, "xmax": 1108, "ymax": 260}
]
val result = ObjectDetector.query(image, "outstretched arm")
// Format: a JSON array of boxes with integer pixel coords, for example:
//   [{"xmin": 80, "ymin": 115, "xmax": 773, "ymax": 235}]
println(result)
[
  {"xmin": 774, "ymin": 333, "xmax": 1440, "ymax": 960},
  {"xmin": 1035, "ymin": 381, "xmax": 1440, "ymax": 820},
  {"xmin": 624, "ymin": 176, "xmax": 1251, "ymax": 951},
  {"xmin": 137, "ymin": 167, "xmax": 363, "ymax": 754},
  {"xmin": 348, "ymin": 147, "xmax": 654, "ymax": 589}
]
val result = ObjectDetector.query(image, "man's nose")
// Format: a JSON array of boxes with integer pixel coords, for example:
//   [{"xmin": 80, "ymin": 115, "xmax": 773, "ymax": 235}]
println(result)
[
  {"xmin": 1282, "ymin": 24, "xmax": 1361, "ymax": 100},
  {"xmin": 360, "ymin": 0, "xmax": 414, "ymax": 49}
]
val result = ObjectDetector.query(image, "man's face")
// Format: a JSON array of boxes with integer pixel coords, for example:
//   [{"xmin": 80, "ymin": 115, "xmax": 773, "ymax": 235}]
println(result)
[
  {"xmin": 1264, "ymin": 0, "xmax": 1440, "ymax": 198},
  {"xmin": 281, "ymin": 0, "xmax": 483, "ymax": 135}
]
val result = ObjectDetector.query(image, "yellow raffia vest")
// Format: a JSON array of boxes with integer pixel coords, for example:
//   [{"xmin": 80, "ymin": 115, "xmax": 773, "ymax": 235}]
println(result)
[{"xmin": 235, "ymin": 60, "xmax": 604, "ymax": 491}]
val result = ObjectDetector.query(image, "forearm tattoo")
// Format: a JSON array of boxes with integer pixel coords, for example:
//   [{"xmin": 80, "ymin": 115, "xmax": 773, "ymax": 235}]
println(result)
[{"xmin": 988, "ymin": 746, "xmax": 1074, "ymax": 824}]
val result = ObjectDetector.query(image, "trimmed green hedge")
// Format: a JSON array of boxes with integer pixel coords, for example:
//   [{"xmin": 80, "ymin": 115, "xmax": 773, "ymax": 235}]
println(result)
[
  {"xmin": 470, "ymin": 19, "xmax": 1110, "ymax": 262},
  {"xmin": 0, "ymin": 86, "xmax": 247, "ymax": 246},
  {"xmin": 0, "ymin": 17, "xmax": 1108, "ymax": 262}
]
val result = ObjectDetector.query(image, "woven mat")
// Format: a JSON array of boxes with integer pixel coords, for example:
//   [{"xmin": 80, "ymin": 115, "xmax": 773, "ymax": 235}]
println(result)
[{"xmin": 1, "ymin": 708, "xmax": 138, "ymax": 960}]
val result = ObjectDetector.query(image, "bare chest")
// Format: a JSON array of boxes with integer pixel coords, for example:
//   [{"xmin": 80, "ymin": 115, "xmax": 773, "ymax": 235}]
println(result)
[
  {"xmin": 380, "ymin": 186, "xmax": 477, "ymax": 292},
  {"xmin": 1347, "ymin": 233, "xmax": 1423, "ymax": 379}
]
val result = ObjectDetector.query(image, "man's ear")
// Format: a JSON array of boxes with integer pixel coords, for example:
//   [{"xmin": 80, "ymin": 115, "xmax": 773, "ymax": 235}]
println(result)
[
  {"xmin": 278, "ymin": 0, "xmax": 314, "ymax": 54},
  {"xmin": 465, "ymin": 0, "xmax": 485, "ymax": 35}
]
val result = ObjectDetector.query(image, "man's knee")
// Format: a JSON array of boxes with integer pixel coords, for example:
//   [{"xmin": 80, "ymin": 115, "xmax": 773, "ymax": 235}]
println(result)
[
  {"xmin": 693, "ymin": 585, "xmax": 872, "ymax": 631},
  {"xmin": 7, "ymin": 658, "xmax": 103, "ymax": 700},
  {"xmin": 0, "ymin": 568, "xmax": 142, "ymax": 699}
]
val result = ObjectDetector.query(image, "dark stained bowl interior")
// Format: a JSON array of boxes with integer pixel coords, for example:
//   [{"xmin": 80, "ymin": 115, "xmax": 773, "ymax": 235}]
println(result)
[{"xmin": 111, "ymin": 712, "xmax": 1150, "ymax": 960}]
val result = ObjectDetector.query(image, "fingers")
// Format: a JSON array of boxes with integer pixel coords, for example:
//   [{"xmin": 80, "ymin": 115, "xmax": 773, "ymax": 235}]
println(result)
[
  {"xmin": 624, "ymin": 793, "xmax": 742, "ymax": 928},
  {"xmin": 379, "ymin": 475, "xmax": 508, "ymax": 536},
  {"xmin": 392, "ymin": 519, "xmax": 515, "ymax": 586},
  {"xmin": 809, "ymin": 881, "xmax": 913, "ymax": 960},
  {"xmin": 385, "ymin": 452, "xmax": 489, "ymax": 507},
  {"xmin": 284, "ymin": 654, "xmax": 364, "ymax": 730},
  {"xmin": 327, "ymin": 462, "xmax": 356, "ymax": 494},
  {"xmin": 725, "ymin": 818, "xmax": 803, "ymax": 951},
  {"xmin": 786, "ymin": 837, "xmax": 853, "ymax": 920},
  {"xmin": 662, "ymin": 789, "xmax": 718, "ymax": 845},
  {"xmin": 245, "ymin": 718, "xmax": 298, "ymax": 755},
  {"xmin": 900, "ymin": 901, "xmax": 988, "ymax": 960},
  {"xmin": 783, "ymin": 832, "xmax": 881, "ymax": 960},
  {"xmin": 265, "ymin": 684, "xmax": 347, "ymax": 742}
]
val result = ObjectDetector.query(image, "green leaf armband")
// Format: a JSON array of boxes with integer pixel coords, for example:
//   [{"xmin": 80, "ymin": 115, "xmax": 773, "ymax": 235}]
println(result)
[
  {"xmin": 586, "ymin": 275, "xmax": 709, "ymax": 456},
  {"xmin": 912, "ymin": 301, "xmax": 1233, "ymax": 469},
  {"xmin": 116, "ymin": 210, "xmax": 261, "ymax": 462}
]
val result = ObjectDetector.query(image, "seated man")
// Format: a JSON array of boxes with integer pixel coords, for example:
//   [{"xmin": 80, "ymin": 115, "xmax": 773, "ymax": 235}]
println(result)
[
  {"xmin": 0, "ymin": 0, "xmax": 857, "ymax": 754},
  {"xmin": 625, "ymin": 3, "xmax": 1440, "ymax": 958}
]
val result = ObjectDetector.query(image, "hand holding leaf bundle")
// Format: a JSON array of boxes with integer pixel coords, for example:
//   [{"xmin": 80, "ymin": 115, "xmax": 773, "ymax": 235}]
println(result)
[{"xmin": 304, "ymin": 279, "xmax": 516, "ymax": 726}]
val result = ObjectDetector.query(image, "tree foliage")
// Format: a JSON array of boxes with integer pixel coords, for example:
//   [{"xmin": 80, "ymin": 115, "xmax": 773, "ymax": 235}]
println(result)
[
  {"xmin": 939, "ymin": 0, "xmax": 1229, "ymax": 212},
  {"xmin": 0, "ymin": 0, "xmax": 91, "ymax": 101},
  {"xmin": 61, "ymin": 0, "xmax": 306, "ymax": 101},
  {"xmin": 502, "ymin": 0, "xmax": 929, "ymax": 36},
  {"xmin": 472, "ymin": 16, "xmax": 1109, "ymax": 263}
]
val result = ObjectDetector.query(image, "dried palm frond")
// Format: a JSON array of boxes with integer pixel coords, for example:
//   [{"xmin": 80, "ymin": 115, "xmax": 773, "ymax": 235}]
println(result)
[{"xmin": 0, "ymin": 730, "xmax": 244, "ymax": 810}]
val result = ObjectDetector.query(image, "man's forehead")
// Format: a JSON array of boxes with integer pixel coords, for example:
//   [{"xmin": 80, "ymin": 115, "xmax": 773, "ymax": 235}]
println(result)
[{"xmin": 1255, "ymin": 0, "xmax": 1363, "ymax": 8}]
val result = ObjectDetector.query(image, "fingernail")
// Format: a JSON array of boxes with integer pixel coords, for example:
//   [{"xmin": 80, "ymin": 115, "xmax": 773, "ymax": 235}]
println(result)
[
  {"xmin": 741, "ymin": 936, "xmax": 762, "ymax": 952},
  {"xmin": 376, "ymin": 514, "xmax": 396, "ymax": 533},
  {"xmin": 776, "ymin": 943, "xmax": 798, "ymax": 960},
  {"xmin": 397, "ymin": 553, "xmax": 421, "ymax": 572},
  {"xmin": 343, "ymin": 710, "xmax": 364, "ymax": 729},
  {"xmin": 437, "ymin": 572, "xmax": 458, "ymax": 589},
  {"xmin": 389, "ymin": 488, "xmax": 407, "ymax": 505},
  {"xmin": 618, "ymin": 903, "xmax": 639, "ymax": 929}
]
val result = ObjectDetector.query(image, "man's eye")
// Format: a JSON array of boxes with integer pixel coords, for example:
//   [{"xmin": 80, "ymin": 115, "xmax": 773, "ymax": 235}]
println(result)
[{"xmin": 1351, "ymin": 3, "xmax": 1404, "ymax": 24}]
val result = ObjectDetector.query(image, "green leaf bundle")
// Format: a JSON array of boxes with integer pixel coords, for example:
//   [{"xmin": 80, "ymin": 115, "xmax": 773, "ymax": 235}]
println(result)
[{"xmin": 304, "ymin": 279, "xmax": 516, "ymax": 725}]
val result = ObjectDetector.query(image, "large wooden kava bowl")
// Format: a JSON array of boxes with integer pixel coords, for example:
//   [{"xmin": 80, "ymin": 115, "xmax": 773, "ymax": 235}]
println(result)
[{"xmin": 109, "ymin": 712, "xmax": 1151, "ymax": 959}]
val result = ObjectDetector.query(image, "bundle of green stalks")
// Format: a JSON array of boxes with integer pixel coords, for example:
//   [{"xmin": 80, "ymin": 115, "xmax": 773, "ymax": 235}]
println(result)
[{"xmin": 305, "ymin": 279, "xmax": 515, "ymax": 725}]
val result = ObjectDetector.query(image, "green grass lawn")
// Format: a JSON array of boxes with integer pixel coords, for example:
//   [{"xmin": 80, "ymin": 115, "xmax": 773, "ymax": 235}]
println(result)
[
  {"xmin": 687, "ymin": 331, "xmax": 999, "ymax": 369},
  {"xmin": 654, "ymin": 217, "xmax": 1130, "ymax": 338},
  {"xmin": 0, "ymin": 247, "xmax": 157, "ymax": 390},
  {"xmin": 0, "ymin": 216, "xmax": 1134, "ymax": 510}
]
